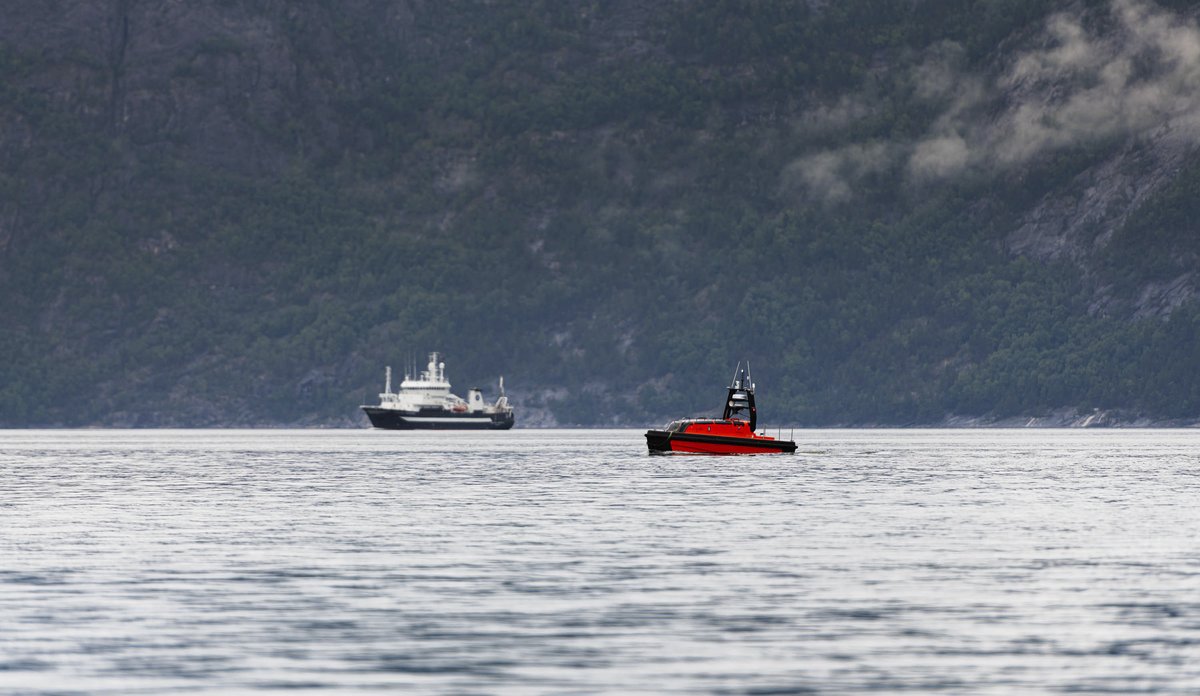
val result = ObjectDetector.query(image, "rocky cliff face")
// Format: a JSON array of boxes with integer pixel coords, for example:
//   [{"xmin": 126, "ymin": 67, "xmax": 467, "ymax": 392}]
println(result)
[
  {"xmin": 0, "ymin": 1, "xmax": 402, "ymax": 184},
  {"xmin": 795, "ymin": 0, "xmax": 1200, "ymax": 319},
  {"xmin": 1006, "ymin": 132, "xmax": 1197, "ymax": 316}
]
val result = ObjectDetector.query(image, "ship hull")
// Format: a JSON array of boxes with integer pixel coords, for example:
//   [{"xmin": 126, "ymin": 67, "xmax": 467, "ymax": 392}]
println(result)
[
  {"xmin": 645, "ymin": 429, "xmax": 796, "ymax": 454},
  {"xmin": 362, "ymin": 407, "xmax": 515, "ymax": 430}
]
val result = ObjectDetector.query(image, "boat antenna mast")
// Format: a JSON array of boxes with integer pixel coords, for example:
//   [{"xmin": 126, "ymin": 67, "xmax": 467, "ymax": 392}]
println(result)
[{"xmin": 722, "ymin": 360, "xmax": 757, "ymax": 430}]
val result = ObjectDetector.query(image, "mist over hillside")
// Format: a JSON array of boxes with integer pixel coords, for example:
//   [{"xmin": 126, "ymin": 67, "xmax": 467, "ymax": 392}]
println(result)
[{"xmin": 3, "ymin": 0, "xmax": 1200, "ymax": 427}]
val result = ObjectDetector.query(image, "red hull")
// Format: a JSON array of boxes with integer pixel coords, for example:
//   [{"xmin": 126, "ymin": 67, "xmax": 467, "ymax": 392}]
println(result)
[
  {"xmin": 645, "ymin": 420, "xmax": 796, "ymax": 455},
  {"xmin": 668, "ymin": 438, "xmax": 793, "ymax": 455}
]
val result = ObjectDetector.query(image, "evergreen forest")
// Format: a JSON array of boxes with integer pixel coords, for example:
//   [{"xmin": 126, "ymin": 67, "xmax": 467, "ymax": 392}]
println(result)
[{"xmin": 3, "ymin": 0, "xmax": 1200, "ymax": 426}]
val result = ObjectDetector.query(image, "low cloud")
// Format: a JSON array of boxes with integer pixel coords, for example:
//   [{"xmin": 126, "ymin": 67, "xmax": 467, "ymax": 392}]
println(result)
[
  {"xmin": 793, "ymin": 95, "xmax": 876, "ymax": 138},
  {"xmin": 789, "ymin": 0, "xmax": 1200, "ymax": 203},
  {"xmin": 784, "ymin": 142, "xmax": 892, "ymax": 204},
  {"xmin": 908, "ymin": 135, "xmax": 971, "ymax": 180}
]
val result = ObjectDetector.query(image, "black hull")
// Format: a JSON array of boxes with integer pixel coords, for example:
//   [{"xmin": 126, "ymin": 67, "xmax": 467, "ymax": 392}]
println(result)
[
  {"xmin": 645, "ymin": 429, "xmax": 796, "ymax": 454},
  {"xmin": 362, "ymin": 407, "xmax": 514, "ymax": 430}
]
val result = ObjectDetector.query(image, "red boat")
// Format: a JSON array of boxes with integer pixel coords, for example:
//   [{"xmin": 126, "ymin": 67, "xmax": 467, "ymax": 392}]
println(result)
[{"xmin": 645, "ymin": 363, "xmax": 796, "ymax": 455}]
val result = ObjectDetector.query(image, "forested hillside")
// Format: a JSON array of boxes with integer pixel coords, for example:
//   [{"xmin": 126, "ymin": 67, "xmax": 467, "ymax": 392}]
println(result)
[{"xmin": 3, "ymin": 0, "xmax": 1200, "ymax": 426}]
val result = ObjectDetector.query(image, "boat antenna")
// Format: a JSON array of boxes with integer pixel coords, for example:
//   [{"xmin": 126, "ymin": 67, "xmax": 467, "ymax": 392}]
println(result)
[
  {"xmin": 730, "ymin": 361, "xmax": 741, "ymax": 387},
  {"xmin": 499, "ymin": 375, "xmax": 506, "ymax": 397}
]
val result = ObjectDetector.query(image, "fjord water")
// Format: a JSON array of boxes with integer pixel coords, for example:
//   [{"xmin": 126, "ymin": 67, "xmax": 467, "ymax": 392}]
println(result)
[{"xmin": 2, "ymin": 430, "xmax": 1199, "ymax": 694}]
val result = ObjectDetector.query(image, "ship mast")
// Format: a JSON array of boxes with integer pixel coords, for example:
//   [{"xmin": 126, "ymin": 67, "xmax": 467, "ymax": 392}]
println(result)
[{"xmin": 722, "ymin": 361, "xmax": 757, "ymax": 431}]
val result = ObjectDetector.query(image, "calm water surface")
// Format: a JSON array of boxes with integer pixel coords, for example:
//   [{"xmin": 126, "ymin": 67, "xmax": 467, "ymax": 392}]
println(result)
[{"xmin": 1, "ymin": 429, "xmax": 1199, "ymax": 694}]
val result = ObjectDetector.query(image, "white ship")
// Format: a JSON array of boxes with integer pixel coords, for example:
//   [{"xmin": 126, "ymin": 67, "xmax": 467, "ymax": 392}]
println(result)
[{"xmin": 361, "ymin": 352, "xmax": 514, "ymax": 430}]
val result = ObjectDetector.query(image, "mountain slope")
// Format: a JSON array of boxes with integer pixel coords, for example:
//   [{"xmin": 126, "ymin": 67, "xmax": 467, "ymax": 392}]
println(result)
[{"xmin": 3, "ymin": 0, "xmax": 1200, "ymax": 426}]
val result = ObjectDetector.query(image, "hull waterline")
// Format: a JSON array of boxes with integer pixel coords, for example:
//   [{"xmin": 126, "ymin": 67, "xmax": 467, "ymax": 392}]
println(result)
[{"xmin": 362, "ymin": 407, "xmax": 515, "ymax": 430}]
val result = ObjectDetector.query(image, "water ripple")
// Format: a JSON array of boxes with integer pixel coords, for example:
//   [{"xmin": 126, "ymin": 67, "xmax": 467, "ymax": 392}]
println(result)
[{"xmin": 2, "ymin": 429, "xmax": 1200, "ymax": 693}]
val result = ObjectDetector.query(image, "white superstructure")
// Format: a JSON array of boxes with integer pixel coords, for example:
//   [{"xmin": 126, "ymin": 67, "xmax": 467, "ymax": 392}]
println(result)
[{"xmin": 376, "ymin": 353, "xmax": 461, "ymax": 412}]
